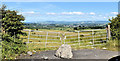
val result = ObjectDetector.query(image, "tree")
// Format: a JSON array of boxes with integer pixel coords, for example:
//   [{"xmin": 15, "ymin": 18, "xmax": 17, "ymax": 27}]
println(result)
[
  {"xmin": 73, "ymin": 27, "xmax": 78, "ymax": 30},
  {"xmin": 1, "ymin": 8, "xmax": 25, "ymax": 36},
  {"xmin": 109, "ymin": 14, "xmax": 120, "ymax": 40},
  {"xmin": 1, "ymin": 5, "xmax": 26, "ymax": 59}
]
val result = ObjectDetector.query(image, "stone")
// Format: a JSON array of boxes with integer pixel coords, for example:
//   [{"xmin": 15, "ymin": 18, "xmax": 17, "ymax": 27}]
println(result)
[
  {"xmin": 102, "ymin": 47, "xmax": 107, "ymax": 50},
  {"xmin": 33, "ymin": 50, "xmax": 36, "ymax": 53},
  {"xmin": 55, "ymin": 44, "xmax": 73, "ymax": 59},
  {"xmin": 27, "ymin": 51, "xmax": 32, "ymax": 56},
  {"xmin": 41, "ymin": 55, "xmax": 49, "ymax": 60}
]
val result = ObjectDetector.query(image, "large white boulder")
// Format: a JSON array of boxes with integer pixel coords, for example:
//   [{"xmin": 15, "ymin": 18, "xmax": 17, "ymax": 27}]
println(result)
[
  {"xmin": 55, "ymin": 44, "xmax": 73, "ymax": 59},
  {"xmin": 27, "ymin": 51, "xmax": 32, "ymax": 56}
]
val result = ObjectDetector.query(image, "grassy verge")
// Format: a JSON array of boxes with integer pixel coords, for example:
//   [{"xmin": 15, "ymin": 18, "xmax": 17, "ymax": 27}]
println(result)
[{"xmin": 103, "ymin": 39, "xmax": 119, "ymax": 51}]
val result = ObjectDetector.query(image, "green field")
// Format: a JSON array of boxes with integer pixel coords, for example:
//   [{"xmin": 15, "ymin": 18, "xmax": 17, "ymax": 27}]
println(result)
[{"xmin": 19, "ymin": 29, "xmax": 112, "ymax": 51}]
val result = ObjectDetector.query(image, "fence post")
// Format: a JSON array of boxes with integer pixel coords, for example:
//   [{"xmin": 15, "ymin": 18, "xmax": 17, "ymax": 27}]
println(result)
[
  {"xmin": 92, "ymin": 30, "xmax": 94, "ymax": 47},
  {"xmin": 28, "ymin": 30, "xmax": 31, "ymax": 43},
  {"xmin": 78, "ymin": 31, "xmax": 80, "ymax": 46},
  {"xmin": 108, "ymin": 25, "xmax": 111, "ymax": 40},
  {"xmin": 106, "ymin": 28, "xmax": 108, "ymax": 41},
  {"xmin": 45, "ymin": 32, "xmax": 48, "ymax": 48}
]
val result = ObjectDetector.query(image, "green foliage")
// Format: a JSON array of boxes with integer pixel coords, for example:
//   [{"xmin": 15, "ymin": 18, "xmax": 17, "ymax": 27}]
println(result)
[
  {"xmin": 109, "ymin": 14, "xmax": 120, "ymax": 40},
  {"xmin": 1, "ymin": 5, "xmax": 27, "ymax": 59},
  {"xmin": 2, "ymin": 34, "xmax": 26, "ymax": 59},
  {"xmin": 1, "ymin": 10, "xmax": 25, "ymax": 37}
]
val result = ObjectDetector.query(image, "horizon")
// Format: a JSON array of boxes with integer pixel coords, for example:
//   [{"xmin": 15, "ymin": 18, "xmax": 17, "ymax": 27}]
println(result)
[
  {"xmin": 3, "ymin": 2, "xmax": 118, "ymax": 23},
  {"xmin": 23, "ymin": 20, "xmax": 110, "ymax": 24}
]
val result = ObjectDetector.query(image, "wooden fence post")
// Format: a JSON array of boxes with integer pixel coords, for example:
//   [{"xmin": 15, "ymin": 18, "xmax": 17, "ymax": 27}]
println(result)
[
  {"xmin": 106, "ymin": 28, "xmax": 108, "ymax": 41},
  {"xmin": 108, "ymin": 25, "xmax": 111, "ymax": 40}
]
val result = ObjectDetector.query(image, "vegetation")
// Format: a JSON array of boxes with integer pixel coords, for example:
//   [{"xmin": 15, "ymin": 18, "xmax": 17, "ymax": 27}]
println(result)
[
  {"xmin": 1, "ymin": 5, "xmax": 26, "ymax": 59},
  {"xmin": 109, "ymin": 14, "xmax": 120, "ymax": 40},
  {"xmin": 108, "ymin": 14, "xmax": 120, "ymax": 51},
  {"xmin": 73, "ymin": 25, "xmax": 106, "ymax": 30},
  {"xmin": 104, "ymin": 39, "xmax": 119, "ymax": 51}
]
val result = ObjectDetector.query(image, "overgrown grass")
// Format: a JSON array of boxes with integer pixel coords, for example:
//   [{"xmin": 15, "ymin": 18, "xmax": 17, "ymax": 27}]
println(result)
[{"xmin": 103, "ymin": 39, "xmax": 119, "ymax": 51}]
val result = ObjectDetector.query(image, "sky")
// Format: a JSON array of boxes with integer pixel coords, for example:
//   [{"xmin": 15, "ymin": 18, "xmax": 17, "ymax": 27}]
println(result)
[
  {"xmin": 1, "ymin": 0, "xmax": 120, "ymax": 2},
  {"xmin": 2, "ymin": 2, "xmax": 118, "ymax": 23}
]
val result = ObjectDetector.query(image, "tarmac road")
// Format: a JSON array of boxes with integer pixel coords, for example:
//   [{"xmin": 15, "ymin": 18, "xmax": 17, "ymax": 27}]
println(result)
[{"xmin": 17, "ymin": 49, "xmax": 119, "ymax": 59}]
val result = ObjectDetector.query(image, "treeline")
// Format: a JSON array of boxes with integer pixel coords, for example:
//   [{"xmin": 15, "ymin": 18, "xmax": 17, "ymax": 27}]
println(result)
[
  {"xmin": 73, "ymin": 25, "xmax": 106, "ymax": 30},
  {"xmin": 24, "ymin": 23, "xmax": 107, "ymax": 31},
  {"xmin": 24, "ymin": 23, "xmax": 70, "ymax": 30}
]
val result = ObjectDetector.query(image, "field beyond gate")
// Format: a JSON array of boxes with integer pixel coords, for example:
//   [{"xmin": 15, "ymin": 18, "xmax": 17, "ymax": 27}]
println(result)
[{"xmin": 21, "ymin": 29, "xmax": 108, "ymax": 51}]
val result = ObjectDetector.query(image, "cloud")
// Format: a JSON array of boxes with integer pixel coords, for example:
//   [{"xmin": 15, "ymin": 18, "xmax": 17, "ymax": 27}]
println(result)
[
  {"xmin": 61, "ymin": 12, "xmax": 84, "ymax": 15},
  {"xmin": 18, "ymin": 11, "xmax": 35, "ymax": 14},
  {"xmin": 46, "ymin": 13, "xmax": 56, "ymax": 15},
  {"xmin": 111, "ymin": 12, "xmax": 118, "ymax": 15},
  {"xmin": 103, "ymin": 17, "xmax": 106, "ymax": 18},
  {"xmin": 21, "ymin": 11, "xmax": 111, "ymax": 22},
  {"xmin": 27, "ymin": 11, "xmax": 35, "ymax": 14},
  {"xmin": 45, "ymin": 12, "xmax": 85, "ymax": 15},
  {"xmin": 89, "ymin": 12, "xmax": 95, "ymax": 15}
]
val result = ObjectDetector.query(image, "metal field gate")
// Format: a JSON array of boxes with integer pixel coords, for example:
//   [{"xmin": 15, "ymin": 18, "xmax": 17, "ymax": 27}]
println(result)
[
  {"xmin": 63, "ymin": 29, "xmax": 108, "ymax": 48},
  {"xmin": 22, "ymin": 29, "xmax": 108, "ymax": 50}
]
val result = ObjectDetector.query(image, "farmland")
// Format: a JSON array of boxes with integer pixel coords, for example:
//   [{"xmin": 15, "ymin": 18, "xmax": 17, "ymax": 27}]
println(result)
[{"xmin": 20, "ymin": 29, "xmax": 111, "ymax": 52}]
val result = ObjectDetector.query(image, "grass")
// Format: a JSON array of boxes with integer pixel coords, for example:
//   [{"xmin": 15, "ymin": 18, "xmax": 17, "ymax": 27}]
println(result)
[
  {"xmin": 0, "ymin": 45, "xmax": 1, "ymax": 60},
  {"xmin": 103, "ymin": 39, "xmax": 119, "ymax": 51},
  {"xmin": 0, "ymin": 46, "xmax": 1, "ymax": 58},
  {"xmin": 19, "ymin": 29, "xmax": 117, "ymax": 52}
]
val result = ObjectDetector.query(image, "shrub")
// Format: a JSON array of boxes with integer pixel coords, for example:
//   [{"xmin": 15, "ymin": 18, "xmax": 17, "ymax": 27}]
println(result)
[
  {"xmin": 1, "ymin": 5, "xmax": 27, "ymax": 59},
  {"xmin": 109, "ymin": 14, "xmax": 120, "ymax": 40},
  {"xmin": 2, "ymin": 34, "xmax": 26, "ymax": 59}
]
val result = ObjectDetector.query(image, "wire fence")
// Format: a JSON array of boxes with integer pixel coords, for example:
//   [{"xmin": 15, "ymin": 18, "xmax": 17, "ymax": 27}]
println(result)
[{"xmin": 21, "ymin": 29, "xmax": 108, "ymax": 50}]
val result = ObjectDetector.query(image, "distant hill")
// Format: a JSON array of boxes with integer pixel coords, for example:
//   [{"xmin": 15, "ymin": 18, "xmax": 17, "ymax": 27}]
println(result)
[{"xmin": 24, "ymin": 21, "xmax": 110, "ymax": 25}]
